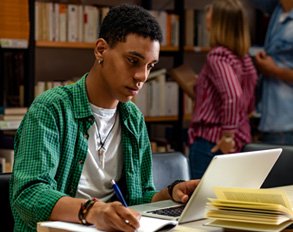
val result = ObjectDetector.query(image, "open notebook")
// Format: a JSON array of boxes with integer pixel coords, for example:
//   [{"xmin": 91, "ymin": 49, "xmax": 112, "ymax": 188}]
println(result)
[{"xmin": 38, "ymin": 216, "xmax": 178, "ymax": 232}]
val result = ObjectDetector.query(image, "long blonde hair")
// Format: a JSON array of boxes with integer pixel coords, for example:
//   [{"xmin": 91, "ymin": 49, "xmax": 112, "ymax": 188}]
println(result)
[{"xmin": 209, "ymin": 0, "xmax": 250, "ymax": 57}]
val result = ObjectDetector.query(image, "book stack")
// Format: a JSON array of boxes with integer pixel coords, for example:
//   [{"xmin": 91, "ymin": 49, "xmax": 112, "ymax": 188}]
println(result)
[
  {"xmin": 2, "ymin": 52, "xmax": 25, "ymax": 107},
  {"xmin": 148, "ymin": 10, "xmax": 179, "ymax": 47},
  {"xmin": 0, "ymin": 0, "xmax": 30, "ymax": 47},
  {"xmin": 34, "ymin": 2, "xmax": 179, "ymax": 47},
  {"xmin": 169, "ymin": 64, "xmax": 197, "ymax": 115},
  {"xmin": 205, "ymin": 187, "xmax": 293, "ymax": 232},
  {"xmin": 35, "ymin": 2, "xmax": 110, "ymax": 43},
  {"xmin": 0, "ymin": 107, "xmax": 27, "ymax": 130},
  {"xmin": 185, "ymin": 9, "xmax": 210, "ymax": 48},
  {"xmin": 133, "ymin": 69, "xmax": 179, "ymax": 117},
  {"xmin": 34, "ymin": 79, "xmax": 78, "ymax": 98}
]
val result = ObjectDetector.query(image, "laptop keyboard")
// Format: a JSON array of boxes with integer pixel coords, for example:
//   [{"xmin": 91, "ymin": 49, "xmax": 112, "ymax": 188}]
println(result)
[{"xmin": 146, "ymin": 205, "xmax": 185, "ymax": 217}]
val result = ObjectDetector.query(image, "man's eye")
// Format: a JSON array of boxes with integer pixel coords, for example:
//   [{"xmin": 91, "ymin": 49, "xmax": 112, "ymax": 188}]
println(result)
[
  {"xmin": 128, "ymin": 58, "xmax": 138, "ymax": 64},
  {"xmin": 148, "ymin": 64, "xmax": 155, "ymax": 70}
]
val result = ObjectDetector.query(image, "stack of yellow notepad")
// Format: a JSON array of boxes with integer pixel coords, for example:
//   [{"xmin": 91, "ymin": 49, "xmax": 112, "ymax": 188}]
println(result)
[{"xmin": 205, "ymin": 187, "xmax": 293, "ymax": 232}]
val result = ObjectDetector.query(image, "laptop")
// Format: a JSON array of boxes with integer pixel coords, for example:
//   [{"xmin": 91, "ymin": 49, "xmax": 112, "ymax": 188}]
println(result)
[{"xmin": 131, "ymin": 148, "xmax": 282, "ymax": 224}]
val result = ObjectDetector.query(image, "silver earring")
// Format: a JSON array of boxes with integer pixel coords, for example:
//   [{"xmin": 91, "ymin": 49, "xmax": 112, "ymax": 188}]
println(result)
[{"xmin": 98, "ymin": 60, "xmax": 103, "ymax": 64}]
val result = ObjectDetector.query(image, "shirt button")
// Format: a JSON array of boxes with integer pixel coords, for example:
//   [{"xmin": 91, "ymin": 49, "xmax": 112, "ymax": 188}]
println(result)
[
  {"xmin": 78, "ymin": 160, "xmax": 83, "ymax": 164},
  {"xmin": 70, "ymin": 188, "xmax": 74, "ymax": 194},
  {"xmin": 84, "ymin": 134, "xmax": 88, "ymax": 139},
  {"xmin": 88, "ymin": 118, "xmax": 93, "ymax": 122}
]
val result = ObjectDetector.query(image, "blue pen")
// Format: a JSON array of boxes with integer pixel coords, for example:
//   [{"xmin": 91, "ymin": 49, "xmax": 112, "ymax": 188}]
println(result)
[{"xmin": 111, "ymin": 179, "xmax": 128, "ymax": 208}]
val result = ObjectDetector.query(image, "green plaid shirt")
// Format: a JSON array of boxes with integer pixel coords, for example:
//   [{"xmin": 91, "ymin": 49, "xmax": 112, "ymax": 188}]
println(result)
[{"xmin": 9, "ymin": 74, "xmax": 157, "ymax": 232}]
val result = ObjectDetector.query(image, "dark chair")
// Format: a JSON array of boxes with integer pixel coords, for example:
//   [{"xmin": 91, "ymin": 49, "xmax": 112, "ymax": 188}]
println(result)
[
  {"xmin": 242, "ymin": 143, "xmax": 293, "ymax": 188},
  {"xmin": 152, "ymin": 152, "xmax": 191, "ymax": 191},
  {"xmin": 0, "ymin": 173, "xmax": 14, "ymax": 231}
]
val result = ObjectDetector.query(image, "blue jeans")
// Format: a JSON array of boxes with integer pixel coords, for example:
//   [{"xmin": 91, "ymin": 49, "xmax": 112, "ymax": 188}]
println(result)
[
  {"xmin": 189, "ymin": 138, "xmax": 221, "ymax": 179},
  {"xmin": 261, "ymin": 132, "xmax": 293, "ymax": 145}
]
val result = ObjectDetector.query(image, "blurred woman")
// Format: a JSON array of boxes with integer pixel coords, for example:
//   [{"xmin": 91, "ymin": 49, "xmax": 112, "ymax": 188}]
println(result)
[{"xmin": 188, "ymin": 0, "xmax": 258, "ymax": 179}]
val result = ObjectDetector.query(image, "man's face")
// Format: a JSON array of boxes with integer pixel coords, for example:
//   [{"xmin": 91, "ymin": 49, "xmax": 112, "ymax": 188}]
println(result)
[{"xmin": 101, "ymin": 34, "xmax": 160, "ymax": 103}]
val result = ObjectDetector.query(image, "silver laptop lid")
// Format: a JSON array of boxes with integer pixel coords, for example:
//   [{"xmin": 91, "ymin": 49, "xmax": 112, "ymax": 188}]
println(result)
[{"xmin": 179, "ymin": 148, "xmax": 282, "ymax": 223}]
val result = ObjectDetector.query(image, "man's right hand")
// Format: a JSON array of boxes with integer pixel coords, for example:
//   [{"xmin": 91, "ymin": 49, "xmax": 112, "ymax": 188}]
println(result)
[{"xmin": 87, "ymin": 201, "xmax": 141, "ymax": 232}]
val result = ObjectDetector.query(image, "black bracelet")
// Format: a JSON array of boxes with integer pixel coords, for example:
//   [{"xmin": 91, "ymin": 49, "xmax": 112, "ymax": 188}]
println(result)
[
  {"xmin": 167, "ymin": 180, "xmax": 186, "ymax": 200},
  {"xmin": 78, "ymin": 198, "xmax": 98, "ymax": 225}
]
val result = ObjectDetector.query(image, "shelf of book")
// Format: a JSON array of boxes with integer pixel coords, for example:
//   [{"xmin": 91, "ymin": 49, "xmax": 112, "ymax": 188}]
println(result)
[
  {"xmin": 36, "ymin": 41, "xmax": 179, "ymax": 51},
  {"xmin": 160, "ymin": 46, "xmax": 179, "ymax": 52},
  {"xmin": 183, "ymin": 114, "xmax": 192, "ymax": 121},
  {"xmin": 144, "ymin": 116, "xmax": 178, "ymax": 122},
  {"xmin": 36, "ymin": 41, "xmax": 95, "ymax": 49}
]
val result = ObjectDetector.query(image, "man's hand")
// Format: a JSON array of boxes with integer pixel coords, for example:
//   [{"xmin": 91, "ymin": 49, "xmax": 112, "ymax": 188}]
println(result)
[
  {"xmin": 87, "ymin": 201, "xmax": 141, "ymax": 232},
  {"xmin": 172, "ymin": 179, "xmax": 200, "ymax": 203},
  {"xmin": 254, "ymin": 51, "xmax": 278, "ymax": 76},
  {"xmin": 255, "ymin": 51, "xmax": 293, "ymax": 82}
]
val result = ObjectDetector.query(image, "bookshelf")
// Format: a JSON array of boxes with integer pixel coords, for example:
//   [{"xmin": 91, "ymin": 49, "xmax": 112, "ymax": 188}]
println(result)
[
  {"xmin": 0, "ymin": 0, "xmax": 187, "ymax": 151},
  {"xmin": 145, "ymin": 116, "xmax": 178, "ymax": 122},
  {"xmin": 0, "ymin": 0, "xmax": 34, "ymax": 107},
  {"xmin": 0, "ymin": 0, "xmax": 267, "ymax": 153}
]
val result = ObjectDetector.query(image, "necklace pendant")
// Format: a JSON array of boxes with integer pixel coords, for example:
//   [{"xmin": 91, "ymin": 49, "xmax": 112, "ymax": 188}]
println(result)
[{"xmin": 99, "ymin": 147, "xmax": 106, "ymax": 169}]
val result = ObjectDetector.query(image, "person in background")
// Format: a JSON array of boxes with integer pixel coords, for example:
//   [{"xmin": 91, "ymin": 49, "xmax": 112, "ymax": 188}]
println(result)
[
  {"xmin": 248, "ymin": 0, "xmax": 293, "ymax": 145},
  {"xmin": 188, "ymin": 0, "xmax": 258, "ymax": 179},
  {"xmin": 10, "ymin": 4, "xmax": 199, "ymax": 232}
]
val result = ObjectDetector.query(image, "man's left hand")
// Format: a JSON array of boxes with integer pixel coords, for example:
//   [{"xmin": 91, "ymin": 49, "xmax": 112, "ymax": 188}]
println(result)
[{"xmin": 172, "ymin": 179, "xmax": 200, "ymax": 203}]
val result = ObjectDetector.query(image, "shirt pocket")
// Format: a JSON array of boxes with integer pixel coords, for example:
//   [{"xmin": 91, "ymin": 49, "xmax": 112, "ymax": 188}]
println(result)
[
  {"xmin": 274, "ymin": 30, "xmax": 293, "ymax": 67},
  {"xmin": 275, "ymin": 21, "xmax": 293, "ymax": 53},
  {"xmin": 275, "ymin": 38, "xmax": 293, "ymax": 53}
]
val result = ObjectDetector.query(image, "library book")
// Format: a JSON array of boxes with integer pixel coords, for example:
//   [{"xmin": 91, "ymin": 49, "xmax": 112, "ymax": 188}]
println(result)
[{"xmin": 205, "ymin": 187, "xmax": 293, "ymax": 232}]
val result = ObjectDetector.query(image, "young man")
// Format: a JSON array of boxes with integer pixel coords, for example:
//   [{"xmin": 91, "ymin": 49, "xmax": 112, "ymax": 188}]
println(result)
[
  {"xmin": 10, "ymin": 4, "xmax": 199, "ymax": 232},
  {"xmin": 248, "ymin": 0, "xmax": 293, "ymax": 144}
]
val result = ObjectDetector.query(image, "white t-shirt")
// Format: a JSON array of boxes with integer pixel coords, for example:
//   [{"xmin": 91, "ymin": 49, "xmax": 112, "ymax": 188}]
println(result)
[{"xmin": 76, "ymin": 103, "xmax": 123, "ymax": 202}]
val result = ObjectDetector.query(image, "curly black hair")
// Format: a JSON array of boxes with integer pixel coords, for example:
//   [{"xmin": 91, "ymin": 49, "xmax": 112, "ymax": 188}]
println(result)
[{"xmin": 99, "ymin": 4, "xmax": 163, "ymax": 48}]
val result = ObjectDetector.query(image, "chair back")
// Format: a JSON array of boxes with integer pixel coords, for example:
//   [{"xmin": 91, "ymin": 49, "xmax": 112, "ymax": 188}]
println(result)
[
  {"xmin": 152, "ymin": 152, "xmax": 190, "ymax": 191},
  {"xmin": 0, "ymin": 173, "xmax": 14, "ymax": 231},
  {"xmin": 242, "ymin": 143, "xmax": 293, "ymax": 188}
]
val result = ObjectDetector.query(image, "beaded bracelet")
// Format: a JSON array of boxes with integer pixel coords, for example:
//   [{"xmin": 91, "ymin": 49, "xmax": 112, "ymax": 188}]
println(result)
[{"xmin": 78, "ymin": 198, "xmax": 98, "ymax": 225}]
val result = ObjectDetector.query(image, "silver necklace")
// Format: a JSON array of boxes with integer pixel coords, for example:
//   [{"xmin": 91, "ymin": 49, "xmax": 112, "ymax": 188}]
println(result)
[{"xmin": 94, "ymin": 111, "xmax": 118, "ymax": 169}]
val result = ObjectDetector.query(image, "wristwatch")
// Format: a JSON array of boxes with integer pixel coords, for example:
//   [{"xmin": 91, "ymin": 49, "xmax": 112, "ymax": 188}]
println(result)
[{"xmin": 167, "ymin": 180, "xmax": 186, "ymax": 200}]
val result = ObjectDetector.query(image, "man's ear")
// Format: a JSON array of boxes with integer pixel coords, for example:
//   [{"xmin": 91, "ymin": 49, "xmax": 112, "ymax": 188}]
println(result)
[{"xmin": 94, "ymin": 38, "xmax": 108, "ymax": 60}]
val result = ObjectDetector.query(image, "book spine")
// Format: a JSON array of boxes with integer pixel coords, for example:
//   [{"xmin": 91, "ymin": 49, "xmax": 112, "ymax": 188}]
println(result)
[
  {"xmin": 35, "ymin": 1, "xmax": 39, "ymax": 41},
  {"xmin": 171, "ymin": 14, "xmax": 179, "ymax": 46},
  {"xmin": 58, "ymin": 4, "xmax": 67, "ymax": 42},
  {"xmin": 77, "ymin": 5, "xmax": 84, "ymax": 42},
  {"xmin": 0, "ymin": 120, "xmax": 21, "ymax": 130},
  {"xmin": 67, "ymin": 4, "xmax": 78, "ymax": 42},
  {"xmin": 165, "ymin": 82, "xmax": 179, "ymax": 116},
  {"xmin": 54, "ymin": 3, "xmax": 59, "ymax": 42}
]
